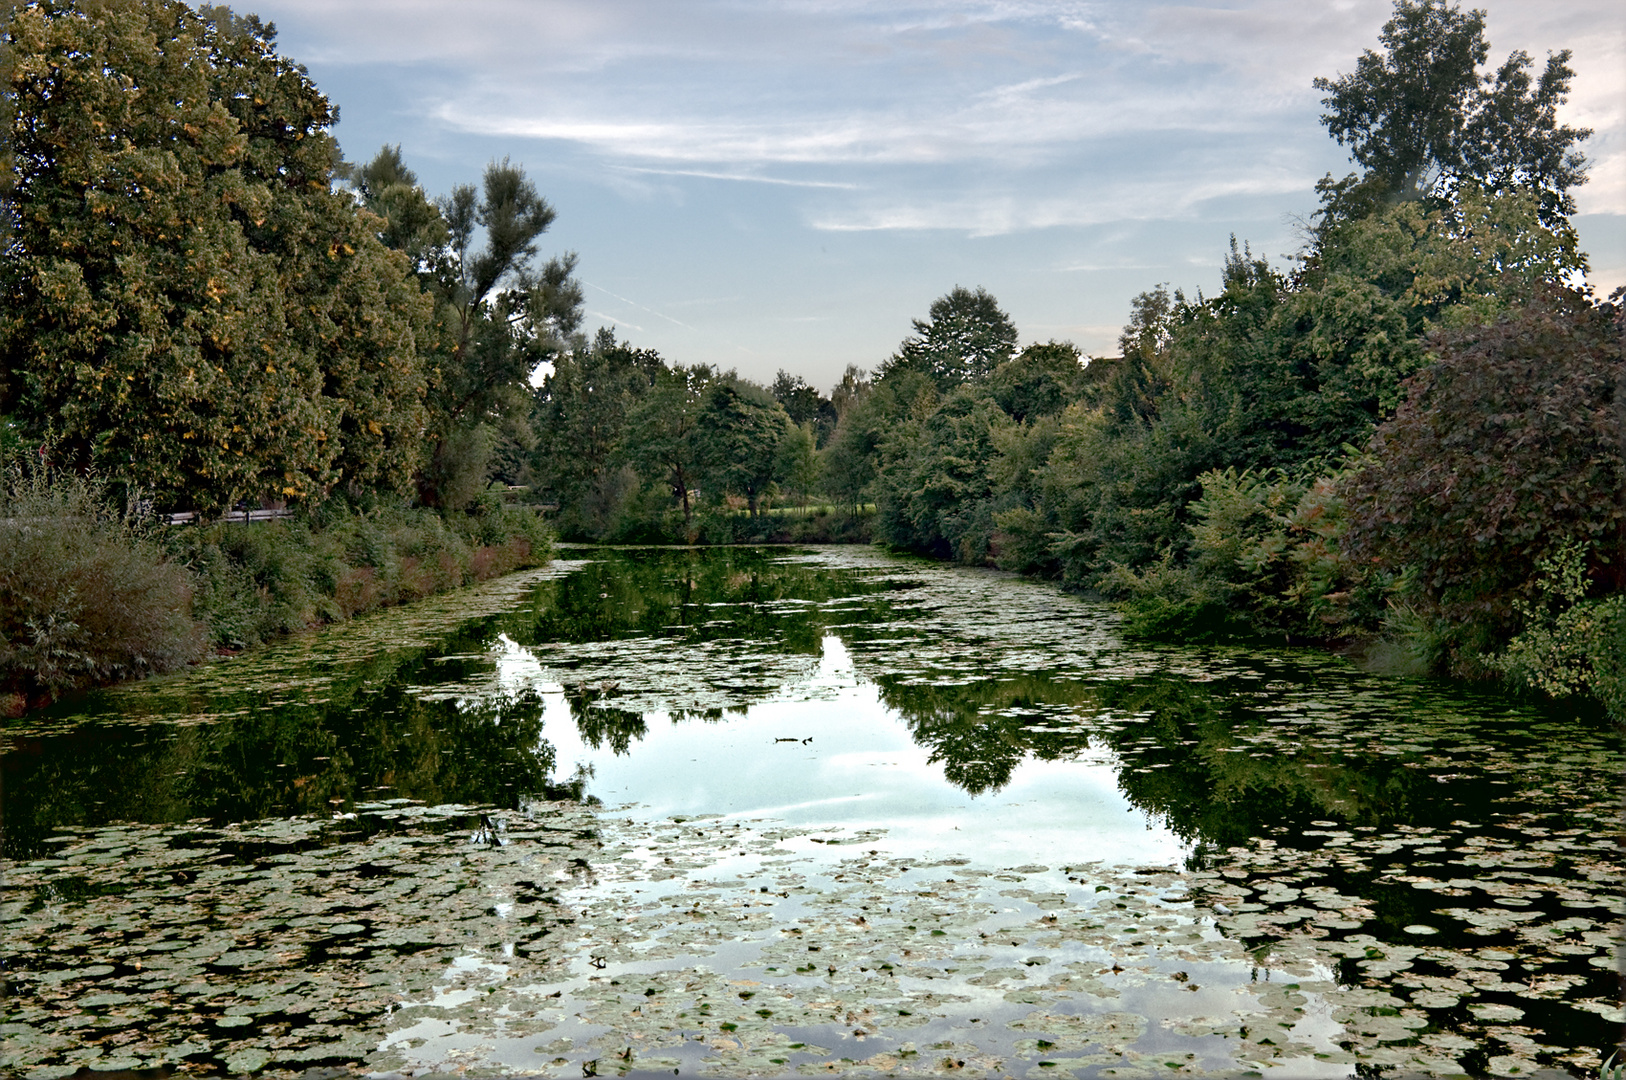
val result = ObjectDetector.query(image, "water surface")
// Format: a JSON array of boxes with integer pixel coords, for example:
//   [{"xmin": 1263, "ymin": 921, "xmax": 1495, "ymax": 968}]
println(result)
[{"xmin": 2, "ymin": 546, "xmax": 1619, "ymax": 1078}]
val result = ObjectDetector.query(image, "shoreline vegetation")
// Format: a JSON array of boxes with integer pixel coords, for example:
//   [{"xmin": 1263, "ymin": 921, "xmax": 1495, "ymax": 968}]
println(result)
[
  {"xmin": 1, "ymin": 0, "xmax": 1621, "ymax": 719},
  {"xmin": 0, "ymin": 465, "xmax": 551, "ymax": 716}
]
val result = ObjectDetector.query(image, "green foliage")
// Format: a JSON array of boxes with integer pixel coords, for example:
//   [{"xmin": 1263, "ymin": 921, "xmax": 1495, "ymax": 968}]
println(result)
[
  {"xmin": 1492, "ymin": 540, "xmax": 1626, "ymax": 720},
  {"xmin": 1313, "ymin": 0, "xmax": 1589, "ymax": 224},
  {"xmin": 0, "ymin": 1, "xmax": 434, "ymax": 512},
  {"xmin": 423, "ymin": 160, "xmax": 583, "ymax": 505},
  {"xmin": 877, "ymin": 285, "xmax": 1018, "ymax": 390},
  {"xmin": 176, "ymin": 501, "xmax": 551, "ymax": 650},
  {"xmin": 698, "ymin": 378, "xmax": 792, "ymax": 517},
  {"xmin": 776, "ymin": 421, "xmax": 820, "ymax": 507},
  {"xmin": 531, "ymin": 329, "xmax": 666, "ymax": 538},
  {"xmin": 1101, "ymin": 469, "xmax": 1367, "ymax": 643},
  {"xmin": 0, "ymin": 453, "xmax": 553, "ymax": 704},
  {"xmin": 1042, "ymin": 398, "xmax": 1218, "ymax": 586},
  {"xmin": 987, "ymin": 341, "xmax": 1086, "ymax": 424},
  {"xmin": 872, "ymin": 386, "xmax": 1013, "ymax": 562},
  {"xmin": 625, "ymin": 362, "xmax": 715, "ymax": 538},
  {"xmin": 770, "ymin": 370, "xmax": 837, "ymax": 446},
  {"xmin": 346, "ymin": 144, "xmax": 450, "ymax": 274},
  {"xmin": 0, "ymin": 463, "xmax": 203, "ymax": 703},
  {"xmin": 347, "ymin": 145, "xmax": 585, "ymax": 509}
]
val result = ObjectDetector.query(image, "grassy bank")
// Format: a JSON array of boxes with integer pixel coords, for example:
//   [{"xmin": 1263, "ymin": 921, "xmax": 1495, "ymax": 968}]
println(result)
[{"xmin": 0, "ymin": 470, "xmax": 551, "ymax": 714}]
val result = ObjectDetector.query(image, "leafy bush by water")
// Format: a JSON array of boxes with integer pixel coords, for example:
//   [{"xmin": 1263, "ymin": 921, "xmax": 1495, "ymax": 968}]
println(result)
[
  {"xmin": 1, "ymin": 470, "xmax": 553, "ymax": 703},
  {"xmin": 1493, "ymin": 540, "xmax": 1626, "ymax": 721},
  {"xmin": 0, "ymin": 466, "xmax": 203, "ymax": 708},
  {"xmin": 176, "ymin": 496, "xmax": 553, "ymax": 650}
]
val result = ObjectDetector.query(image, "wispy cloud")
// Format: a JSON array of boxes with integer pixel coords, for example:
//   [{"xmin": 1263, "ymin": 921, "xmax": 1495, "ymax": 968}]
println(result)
[
  {"xmin": 610, "ymin": 165, "xmax": 859, "ymax": 189},
  {"xmin": 582, "ymin": 280, "xmax": 697, "ymax": 331},
  {"xmin": 807, "ymin": 163, "xmax": 1319, "ymax": 236},
  {"xmin": 584, "ymin": 308, "xmax": 646, "ymax": 334}
]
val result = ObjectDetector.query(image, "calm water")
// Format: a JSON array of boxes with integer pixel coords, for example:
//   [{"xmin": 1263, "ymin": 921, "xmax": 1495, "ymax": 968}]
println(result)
[{"xmin": 1, "ymin": 546, "xmax": 1619, "ymax": 1078}]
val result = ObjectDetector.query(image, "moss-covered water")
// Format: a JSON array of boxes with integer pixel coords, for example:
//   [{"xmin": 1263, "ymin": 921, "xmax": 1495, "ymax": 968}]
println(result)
[{"xmin": 2, "ymin": 547, "xmax": 1619, "ymax": 1078}]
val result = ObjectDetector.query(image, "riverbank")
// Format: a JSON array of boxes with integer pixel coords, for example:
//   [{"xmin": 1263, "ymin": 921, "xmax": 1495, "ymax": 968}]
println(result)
[{"xmin": 0, "ymin": 478, "xmax": 551, "ymax": 715}]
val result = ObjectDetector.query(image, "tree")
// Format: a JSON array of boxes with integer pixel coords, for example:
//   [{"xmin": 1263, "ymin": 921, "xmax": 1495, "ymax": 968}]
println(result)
[
  {"xmin": 0, "ymin": 0, "xmax": 434, "ymax": 511},
  {"xmin": 349, "ymin": 147, "xmax": 584, "ymax": 508},
  {"xmin": 871, "ymin": 385, "xmax": 1013, "ymax": 562},
  {"xmin": 775, "ymin": 420, "xmax": 820, "ymax": 509},
  {"xmin": 1313, "ymin": 0, "xmax": 1589, "ymax": 225},
  {"xmin": 987, "ymin": 341, "xmax": 1085, "ymax": 424},
  {"xmin": 878, "ymin": 286, "xmax": 1018, "ymax": 390},
  {"xmin": 531, "ymin": 328, "xmax": 665, "ymax": 538},
  {"xmin": 770, "ymin": 369, "xmax": 836, "ymax": 446},
  {"xmin": 346, "ymin": 144, "xmax": 447, "ymax": 276},
  {"xmin": 829, "ymin": 364, "xmax": 870, "ymax": 422},
  {"xmin": 821, "ymin": 369, "xmax": 934, "ymax": 516},
  {"xmin": 627, "ymin": 363, "xmax": 714, "ymax": 537},
  {"xmin": 698, "ymin": 377, "xmax": 791, "ymax": 517}
]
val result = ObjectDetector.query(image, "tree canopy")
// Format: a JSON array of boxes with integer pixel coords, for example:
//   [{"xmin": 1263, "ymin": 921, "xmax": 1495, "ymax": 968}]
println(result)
[
  {"xmin": 878, "ymin": 286, "xmax": 1018, "ymax": 390},
  {"xmin": 1314, "ymin": 0, "xmax": 1589, "ymax": 225},
  {"xmin": 0, "ymin": 0, "xmax": 433, "ymax": 511},
  {"xmin": 349, "ymin": 147, "xmax": 585, "ymax": 507}
]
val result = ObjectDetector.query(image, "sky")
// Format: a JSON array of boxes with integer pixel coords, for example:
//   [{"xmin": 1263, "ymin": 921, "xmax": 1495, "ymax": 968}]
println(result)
[{"xmin": 255, "ymin": 0, "xmax": 1626, "ymax": 391}]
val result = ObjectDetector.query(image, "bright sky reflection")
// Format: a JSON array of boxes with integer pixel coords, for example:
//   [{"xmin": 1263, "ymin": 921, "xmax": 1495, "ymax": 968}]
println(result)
[{"xmin": 496, "ymin": 632, "xmax": 1189, "ymax": 868}]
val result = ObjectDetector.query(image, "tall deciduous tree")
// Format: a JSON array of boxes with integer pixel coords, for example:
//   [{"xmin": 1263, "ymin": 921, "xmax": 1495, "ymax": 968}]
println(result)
[
  {"xmin": 878, "ymin": 286, "xmax": 1018, "ymax": 390},
  {"xmin": 1313, "ymin": 0, "xmax": 1589, "ymax": 226},
  {"xmin": 627, "ymin": 363, "xmax": 714, "ymax": 537},
  {"xmin": 698, "ymin": 377, "xmax": 791, "ymax": 518},
  {"xmin": 531, "ymin": 328, "xmax": 665, "ymax": 538},
  {"xmin": 0, "ymin": 0, "xmax": 433, "ymax": 511}
]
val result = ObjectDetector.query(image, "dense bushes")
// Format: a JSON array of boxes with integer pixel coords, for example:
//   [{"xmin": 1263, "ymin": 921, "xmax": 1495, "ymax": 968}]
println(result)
[
  {"xmin": 174, "ymin": 497, "xmax": 551, "ymax": 650},
  {"xmin": 1341, "ymin": 289, "xmax": 1623, "ymax": 666},
  {"xmin": 0, "ymin": 470, "xmax": 552, "ymax": 709},
  {"xmin": 0, "ymin": 469, "xmax": 203, "ymax": 707}
]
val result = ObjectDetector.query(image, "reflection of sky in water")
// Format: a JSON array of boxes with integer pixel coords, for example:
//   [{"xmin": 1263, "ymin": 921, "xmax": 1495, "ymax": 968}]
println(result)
[
  {"xmin": 9, "ymin": 546, "xmax": 1617, "ymax": 1076},
  {"xmin": 494, "ymin": 632, "xmax": 1188, "ymax": 868}
]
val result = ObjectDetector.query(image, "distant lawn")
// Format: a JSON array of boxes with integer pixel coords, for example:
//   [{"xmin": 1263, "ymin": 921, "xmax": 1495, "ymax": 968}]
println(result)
[{"xmin": 756, "ymin": 502, "xmax": 872, "ymax": 518}]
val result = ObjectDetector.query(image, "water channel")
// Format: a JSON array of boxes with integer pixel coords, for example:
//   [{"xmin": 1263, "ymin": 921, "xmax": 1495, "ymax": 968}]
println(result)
[{"xmin": 1, "ymin": 546, "xmax": 1620, "ymax": 1078}]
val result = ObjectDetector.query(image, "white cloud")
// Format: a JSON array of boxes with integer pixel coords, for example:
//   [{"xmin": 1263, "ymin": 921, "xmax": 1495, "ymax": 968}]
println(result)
[
  {"xmin": 807, "ymin": 162, "xmax": 1320, "ymax": 236},
  {"xmin": 609, "ymin": 166, "xmax": 859, "ymax": 189}
]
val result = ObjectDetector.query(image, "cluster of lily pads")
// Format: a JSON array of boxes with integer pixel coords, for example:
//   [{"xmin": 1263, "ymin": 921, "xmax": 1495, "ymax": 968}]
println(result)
[{"xmin": 2, "ymin": 546, "xmax": 1621, "ymax": 1077}]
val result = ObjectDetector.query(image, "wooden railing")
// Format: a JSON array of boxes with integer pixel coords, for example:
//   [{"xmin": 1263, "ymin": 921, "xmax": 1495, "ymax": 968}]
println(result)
[{"xmin": 163, "ymin": 507, "xmax": 294, "ymax": 525}]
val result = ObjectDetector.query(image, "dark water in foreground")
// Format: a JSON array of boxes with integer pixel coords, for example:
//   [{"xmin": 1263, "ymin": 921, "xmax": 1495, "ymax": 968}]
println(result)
[{"xmin": 1, "ymin": 546, "xmax": 1619, "ymax": 1078}]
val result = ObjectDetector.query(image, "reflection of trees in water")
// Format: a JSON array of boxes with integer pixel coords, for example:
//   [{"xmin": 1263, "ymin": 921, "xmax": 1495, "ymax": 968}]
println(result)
[
  {"xmin": 1086, "ymin": 677, "xmax": 1431, "ymax": 860},
  {"xmin": 572, "ymin": 702, "xmax": 648, "ymax": 755},
  {"xmin": 875, "ymin": 675, "xmax": 1100, "ymax": 795},
  {"xmin": 532, "ymin": 548, "xmax": 895, "ymax": 757},
  {"xmin": 2, "ymin": 658, "xmax": 556, "ymax": 857},
  {"xmin": 875, "ymin": 671, "xmax": 1431, "ymax": 859},
  {"xmin": 516, "ymin": 548, "xmax": 889, "ymax": 656}
]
